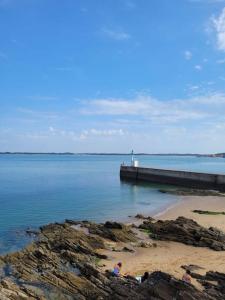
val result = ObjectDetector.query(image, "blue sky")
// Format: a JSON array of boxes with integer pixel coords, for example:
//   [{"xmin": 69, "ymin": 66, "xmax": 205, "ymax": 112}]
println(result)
[{"xmin": 1, "ymin": 0, "xmax": 225, "ymax": 153}]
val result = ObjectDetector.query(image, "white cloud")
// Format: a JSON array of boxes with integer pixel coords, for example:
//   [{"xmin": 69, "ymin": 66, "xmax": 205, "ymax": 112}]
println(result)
[
  {"xmin": 80, "ymin": 128, "xmax": 125, "ymax": 139},
  {"xmin": 4, "ymin": 92, "xmax": 225, "ymax": 153},
  {"xmin": 79, "ymin": 93, "xmax": 225, "ymax": 128},
  {"xmin": 188, "ymin": 85, "xmax": 200, "ymax": 91},
  {"xmin": 211, "ymin": 8, "xmax": 225, "ymax": 51},
  {"xmin": 47, "ymin": 127, "xmax": 125, "ymax": 141},
  {"xmin": 184, "ymin": 50, "xmax": 192, "ymax": 60},
  {"xmin": 101, "ymin": 28, "xmax": 131, "ymax": 41},
  {"xmin": 80, "ymin": 94, "xmax": 222, "ymax": 124},
  {"xmin": 195, "ymin": 64, "xmax": 202, "ymax": 70}
]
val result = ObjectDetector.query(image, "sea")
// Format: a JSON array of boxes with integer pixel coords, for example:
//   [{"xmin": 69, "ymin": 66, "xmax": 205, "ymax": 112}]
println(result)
[{"xmin": 0, "ymin": 154, "xmax": 225, "ymax": 254}]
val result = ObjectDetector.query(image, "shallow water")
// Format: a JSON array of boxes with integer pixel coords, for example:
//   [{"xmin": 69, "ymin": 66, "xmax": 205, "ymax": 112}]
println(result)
[{"xmin": 0, "ymin": 154, "xmax": 225, "ymax": 253}]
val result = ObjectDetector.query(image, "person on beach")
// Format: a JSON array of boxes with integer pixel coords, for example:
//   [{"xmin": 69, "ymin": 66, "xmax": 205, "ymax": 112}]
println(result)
[
  {"xmin": 141, "ymin": 272, "xmax": 149, "ymax": 283},
  {"xmin": 112, "ymin": 262, "xmax": 122, "ymax": 277},
  {"xmin": 182, "ymin": 270, "xmax": 192, "ymax": 284}
]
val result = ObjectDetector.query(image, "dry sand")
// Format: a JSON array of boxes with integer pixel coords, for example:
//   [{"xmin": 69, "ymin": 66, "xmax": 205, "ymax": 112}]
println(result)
[{"xmin": 100, "ymin": 196, "xmax": 225, "ymax": 286}]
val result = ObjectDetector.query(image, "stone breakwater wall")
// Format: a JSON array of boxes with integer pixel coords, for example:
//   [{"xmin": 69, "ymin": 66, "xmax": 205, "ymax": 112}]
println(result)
[{"xmin": 120, "ymin": 165, "xmax": 225, "ymax": 191}]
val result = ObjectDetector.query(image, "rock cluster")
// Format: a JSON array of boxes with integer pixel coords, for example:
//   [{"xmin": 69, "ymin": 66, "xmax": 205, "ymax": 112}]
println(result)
[
  {"xmin": 0, "ymin": 219, "xmax": 224, "ymax": 299},
  {"xmin": 0, "ymin": 221, "xmax": 138, "ymax": 299},
  {"xmin": 139, "ymin": 216, "xmax": 225, "ymax": 251},
  {"xmin": 159, "ymin": 188, "xmax": 225, "ymax": 197},
  {"xmin": 182, "ymin": 265, "xmax": 225, "ymax": 299}
]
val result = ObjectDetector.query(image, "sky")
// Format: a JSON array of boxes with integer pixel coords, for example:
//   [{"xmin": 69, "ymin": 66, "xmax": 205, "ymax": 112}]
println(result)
[{"xmin": 1, "ymin": 0, "xmax": 225, "ymax": 153}]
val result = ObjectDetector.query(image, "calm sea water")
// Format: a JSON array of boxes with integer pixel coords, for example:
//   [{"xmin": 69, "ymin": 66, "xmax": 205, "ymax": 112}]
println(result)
[{"xmin": 0, "ymin": 154, "xmax": 225, "ymax": 254}]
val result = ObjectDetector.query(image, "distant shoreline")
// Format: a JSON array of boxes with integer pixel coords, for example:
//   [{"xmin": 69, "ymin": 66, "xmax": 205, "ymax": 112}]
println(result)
[{"xmin": 0, "ymin": 152, "xmax": 225, "ymax": 157}]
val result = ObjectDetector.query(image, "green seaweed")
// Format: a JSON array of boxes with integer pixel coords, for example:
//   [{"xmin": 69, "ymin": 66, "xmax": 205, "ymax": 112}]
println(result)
[
  {"xmin": 159, "ymin": 188, "xmax": 225, "ymax": 197},
  {"xmin": 140, "ymin": 228, "xmax": 152, "ymax": 234},
  {"xmin": 192, "ymin": 210, "xmax": 225, "ymax": 215}
]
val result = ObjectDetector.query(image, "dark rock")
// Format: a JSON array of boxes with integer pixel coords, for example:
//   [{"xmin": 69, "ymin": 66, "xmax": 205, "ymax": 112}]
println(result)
[
  {"xmin": 159, "ymin": 188, "xmax": 225, "ymax": 197},
  {"xmin": 25, "ymin": 228, "xmax": 39, "ymax": 236},
  {"xmin": 122, "ymin": 246, "xmax": 134, "ymax": 253},
  {"xmin": 139, "ymin": 216, "xmax": 225, "ymax": 251},
  {"xmin": 181, "ymin": 264, "xmax": 205, "ymax": 272},
  {"xmin": 86, "ymin": 222, "xmax": 137, "ymax": 243},
  {"xmin": 193, "ymin": 210, "xmax": 225, "ymax": 215},
  {"xmin": 104, "ymin": 221, "xmax": 124, "ymax": 229},
  {"xmin": 65, "ymin": 219, "xmax": 81, "ymax": 225},
  {"xmin": 135, "ymin": 271, "xmax": 214, "ymax": 300},
  {"xmin": 134, "ymin": 214, "xmax": 155, "ymax": 221},
  {"xmin": 0, "ymin": 219, "xmax": 224, "ymax": 299}
]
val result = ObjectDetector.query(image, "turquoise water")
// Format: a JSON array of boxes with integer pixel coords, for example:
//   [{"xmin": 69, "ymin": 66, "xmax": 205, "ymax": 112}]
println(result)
[{"xmin": 0, "ymin": 154, "xmax": 225, "ymax": 253}]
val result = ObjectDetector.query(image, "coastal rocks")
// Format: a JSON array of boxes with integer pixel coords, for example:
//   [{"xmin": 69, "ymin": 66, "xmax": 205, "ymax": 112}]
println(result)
[
  {"xmin": 136, "ymin": 241, "xmax": 157, "ymax": 248},
  {"xmin": 0, "ymin": 222, "xmax": 112, "ymax": 299},
  {"xmin": 0, "ymin": 219, "xmax": 224, "ymax": 299},
  {"xmin": 136, "ymin": 271, "xmax": 214, "ymax": 300},
  {"xmin": 0, "ymin": 269, "xmax": 218, "ymax": 300},
  {"xmin": 111, "ymin": 246, "xmax": 135, "ymax": 253},
  {"xmin": 193, "ymin": 210, "xmax": 225, "ymax": 215},
  {"xmin": 0, "ymin": 220, "xmax": 138, "ymax": 299},
  {"xmin": 203, "ymin": 271, "xmax": 225, "ymax": 298},
  {"xmin": 181, "ymin": 266, "xmax": 225, "ymax": 299},
  {"xmin": 134, "ymin": 214, "xmax": 155, "ymax": 221},
  {"xmin": 25, "ymin": 229, "xmax": 39, "ymax": 236},
  {"xmin": 139, "ymin": 216, "xmax": 225, "ymax": 251},
  {"xmin": 159, "ymin": 188, "xmax": 225, "ymax": 197},
  {"xmin": 83, "ymin": 221, "xmax": 137, "ymax": 243},
  {"xmin": 0, "ymin": 278, "xmax": 39, "ymax": 299},
  {"xmin": 104, "ymin": 221, "xmax": 124, "ymax": 229}
]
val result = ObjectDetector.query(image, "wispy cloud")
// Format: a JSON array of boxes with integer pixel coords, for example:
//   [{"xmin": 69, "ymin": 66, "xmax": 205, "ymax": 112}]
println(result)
[
  {"xmin": 48, "ymin": 126, "xmax": 125, "ymax": 140},
  {"xmin": 80, "ymin": 93, "xmax": 225, "ymax": 125},
  {"xmin": 184, "ymin": 50, "xmax": 192, "ymax": 60},
  {"xmin": 188, "ymin": 85, "xmax": 200, "ymax": 91},
  {"xmin": 195, "ymin": 64, "xmax": 202, "ymax": 70},
  {"xmin": 4, "ymin": 92, "xmax": 225, "ymax": 152},
  {"xmin": 101, "ymin": 28, "xmax": 131, "ymax": 41},
  {"xmin": 211, "ymin": 7, "xmax": 225, "ymax": 51},
  {"xmin": 80, "ymin": 128, "xmax": 125, "ymax": 140}
]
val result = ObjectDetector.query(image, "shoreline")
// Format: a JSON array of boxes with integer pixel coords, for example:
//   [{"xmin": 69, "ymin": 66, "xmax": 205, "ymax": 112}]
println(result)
[
  {"xmin": 101, "ymin": 195, "xmax": 225, "ymax": 287},
  {"xmin": 157, "ymin": 195, "xmax": 225, "ymax": 231},
  {"xmin": 1, "ymin": 194, "xmax": 225, "ymax": 298}
]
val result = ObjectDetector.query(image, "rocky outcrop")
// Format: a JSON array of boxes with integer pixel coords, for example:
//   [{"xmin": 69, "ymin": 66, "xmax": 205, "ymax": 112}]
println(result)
[
  {"xmin": 134, "ymin": 214, "xmax": 155, "ymax": 221},
  {"xmin": 139, "ymin": 216, "xmax": 225, "ymax": 251},
  {"xmin": 159, "ymin": 188, "xmax": 225, "ymax": 197},
  {"xmin": 75, "ymin": 221, "xmax": 137, "ymax": 243},
  {"xmin": 182, "ymin": 266, "xmax": 225, "ymax": 299},
  {"xmin": 0, "ymin": 219, "xmax": 224, "ymax": 299},
  {"xmin": 136, "ymin": 271, "xmax": 214, "ymax": 300},
  {"xmin": 0, "ymin": 220, "xmax": 137, "ymax": 299}
]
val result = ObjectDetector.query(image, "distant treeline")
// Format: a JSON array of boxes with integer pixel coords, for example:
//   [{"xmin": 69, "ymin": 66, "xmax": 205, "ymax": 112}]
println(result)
[{"xmin": 0, "ymin": 152, "xmax": 225, "ymax": 157}]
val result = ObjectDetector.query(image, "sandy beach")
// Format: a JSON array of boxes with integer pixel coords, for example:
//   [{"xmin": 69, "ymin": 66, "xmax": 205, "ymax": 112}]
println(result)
[{"xmin": 100, "ymin": 195, "xmax": 225, "ymax": 287}]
